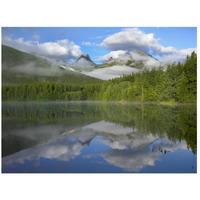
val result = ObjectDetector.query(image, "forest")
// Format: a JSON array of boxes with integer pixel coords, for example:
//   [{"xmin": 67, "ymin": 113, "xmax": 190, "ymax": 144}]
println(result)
[{"xmin": 2, "ymin": 51, "xmax": 197, "ymax": 103}]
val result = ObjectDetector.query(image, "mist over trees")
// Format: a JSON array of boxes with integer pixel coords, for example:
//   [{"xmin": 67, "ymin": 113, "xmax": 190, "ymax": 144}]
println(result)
[{"xmin": 2, "ymin": 52, "xmax": 197, "ymax": 103}]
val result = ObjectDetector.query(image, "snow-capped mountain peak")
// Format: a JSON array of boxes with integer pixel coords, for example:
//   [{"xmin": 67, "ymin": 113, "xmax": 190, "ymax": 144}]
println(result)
[{"xmin": 70, "ymin": 54, "xmax": 96, "ymax": 72}]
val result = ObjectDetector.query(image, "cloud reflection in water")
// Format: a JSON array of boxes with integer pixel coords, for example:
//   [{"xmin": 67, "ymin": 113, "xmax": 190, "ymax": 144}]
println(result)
[{"xmin": 2, "ymin": 120, "xmax": 189, "ymax": 172}]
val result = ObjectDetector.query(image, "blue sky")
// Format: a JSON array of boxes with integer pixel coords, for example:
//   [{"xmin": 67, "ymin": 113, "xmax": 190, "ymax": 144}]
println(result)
[
  {"xmin": 139, "ymin": 27, "xmax": 197, "ymax": 48},
  {"xmin": 2, "ymin": 27, "xmax": 197, "ymax": 64}
]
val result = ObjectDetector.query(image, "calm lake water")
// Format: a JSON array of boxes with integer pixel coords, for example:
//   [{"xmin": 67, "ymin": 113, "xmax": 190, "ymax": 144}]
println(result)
[{"xmin": 2, "ymin": 102, "xmax": 197, "ymax": 173}]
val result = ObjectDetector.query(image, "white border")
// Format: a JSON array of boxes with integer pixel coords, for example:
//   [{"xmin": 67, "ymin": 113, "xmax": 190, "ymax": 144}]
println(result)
[{"xmin": 0, "ymin": 1, "xmax": 199, "ymax": 200}]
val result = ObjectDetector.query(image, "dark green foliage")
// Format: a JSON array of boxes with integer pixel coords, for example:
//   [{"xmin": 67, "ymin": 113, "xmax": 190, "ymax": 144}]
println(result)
[
  {"xmin": 2, "ymin": 82, "xmax": 102, "ymax": 101},
  {"xmin": 98, "ymin": 52, "xmax": 196, "ymax": 103}
]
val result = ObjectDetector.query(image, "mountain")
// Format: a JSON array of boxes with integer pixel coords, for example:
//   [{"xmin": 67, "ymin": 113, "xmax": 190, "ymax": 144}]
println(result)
[
  {"xmin": 100, "ymin": 51, "xmax": 160, "ymax": 69},
  {"xmin": 82, "ymin": 51, "xmax": 161, "ymax": 80},
  {"xmin": 70, "ymin": 54, "xmax": 96, "ymax": 71},
  {"xmin": 2, "ymin": 45, "xmax": 103, "ymax": 85},
  {"xmin": 76, "ymin": 54, "xmax": 95, "ymax": 64},
  {"xmin": 2, "ymin": 45, "xmax": 161, "ymax": 83}
]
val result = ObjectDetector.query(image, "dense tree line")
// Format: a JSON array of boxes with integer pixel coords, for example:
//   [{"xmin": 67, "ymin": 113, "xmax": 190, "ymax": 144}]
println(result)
[
  {"xmin": 2, "ymin": 52, "xmax": 197, "ymax": 103},
  {"xmin": 2, "ymin": 82, "xmax": 101, "ymax": 101},
  {"xmin": 99, "ymin": 52, "xmax": 197, "ymax": 103}
]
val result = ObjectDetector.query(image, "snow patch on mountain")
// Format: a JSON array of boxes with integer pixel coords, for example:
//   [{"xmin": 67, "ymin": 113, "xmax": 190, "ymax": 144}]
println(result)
[{"xmin": 83, "ymin": 65, "xmax": 139, "ymax": 80}]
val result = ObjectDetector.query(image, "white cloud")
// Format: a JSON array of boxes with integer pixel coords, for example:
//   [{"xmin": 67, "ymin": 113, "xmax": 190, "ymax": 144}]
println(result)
[
  {"xmin": 96, "ymin": 50, "xmax": 128, "ymax": 62},
  {"xmin": 100, "ymin": 28, "xmax": 159, "ymax": 54},
  {"xmin": 153, "ymin": 45, "xmax": 178, "ymax": 56},
  {"xmin": 2, "ymin": 36, "xmax": 82, "ymax": 61},
  {"xmin": 179, "ymin": 48, "xmax": 197, "ymax": 58},
  {"xmin": 162, "ymin": 47, "xmax": 197, "ymax": 64},
  {"xmin": 100, "ymin": 28, "xmax": 196, "ymax": 60},
  {"xmin": 102, "ymin": 148, "xmax": 159, "ymax": 172}
]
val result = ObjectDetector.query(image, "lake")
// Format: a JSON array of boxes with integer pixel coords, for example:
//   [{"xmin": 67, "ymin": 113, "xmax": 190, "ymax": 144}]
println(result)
[{"xmin": 2, "ymin": 102, "xmax": 197, "ymax": 173}]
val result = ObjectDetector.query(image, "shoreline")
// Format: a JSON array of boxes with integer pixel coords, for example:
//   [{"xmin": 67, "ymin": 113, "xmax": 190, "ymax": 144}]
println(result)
[{"xmin": 2, "ymin": 100, "xmax": 197, "ymax": 106}]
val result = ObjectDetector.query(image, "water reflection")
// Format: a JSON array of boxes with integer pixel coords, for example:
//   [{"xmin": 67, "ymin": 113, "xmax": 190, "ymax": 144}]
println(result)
[
  {"xmin": 3, "ymin": 135, "xmax": 83, "ymax": 166},
  {"xmin": 101, "ymin": 136, "xmax": 188, "ymax": 172},
  {"xmin": 2, "ymin": 102, "xmax": 197, "ymax": 173}
]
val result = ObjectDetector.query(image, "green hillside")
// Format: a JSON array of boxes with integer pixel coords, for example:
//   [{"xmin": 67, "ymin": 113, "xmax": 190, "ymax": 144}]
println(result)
[
  {"xmin": 2, "ymin": 45, "xmax": 42, "ymax": 67},
  {"xmin": 2, "ymin": 45, "xmax": 103, "ymax": 85}
]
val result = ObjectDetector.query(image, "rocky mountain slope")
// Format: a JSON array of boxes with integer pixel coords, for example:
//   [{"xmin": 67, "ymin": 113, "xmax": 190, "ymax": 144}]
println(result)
[{"xmin": 70, "ymin": 54, "xmax": 96, "ymax": 71}]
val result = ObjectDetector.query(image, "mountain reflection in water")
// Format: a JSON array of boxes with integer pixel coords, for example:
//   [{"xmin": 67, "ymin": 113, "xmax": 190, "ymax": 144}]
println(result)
[{"xmin": 2, "ymin": 102, "xmax": 197, "ymax": 173}]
